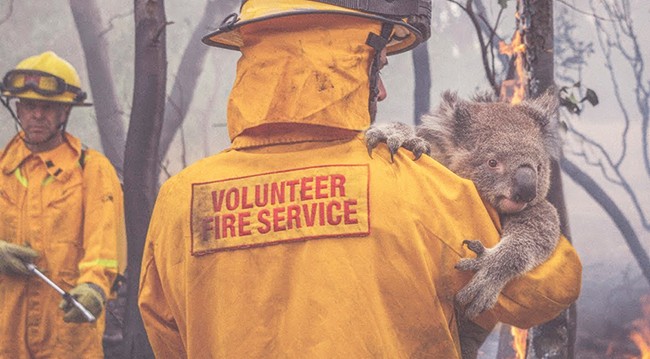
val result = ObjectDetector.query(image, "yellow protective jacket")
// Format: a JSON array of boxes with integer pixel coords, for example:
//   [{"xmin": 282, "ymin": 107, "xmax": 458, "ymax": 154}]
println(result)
[
  {"xmin": 0, "ymin": 133, "xmax": 124, "ymax": 358},
  {"xmin": 140, "ymin": 17, "xmax": 581, "ymax": 357},
  {"xmin": 139, "ymin": 128, "xmax": 582, "ymax": 358}
]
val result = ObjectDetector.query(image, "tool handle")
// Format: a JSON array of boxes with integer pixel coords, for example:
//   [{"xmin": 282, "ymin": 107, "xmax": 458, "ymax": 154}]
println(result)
[
  {"xmin": 26, "ymin": 263, "xmax": 96, "ymax": 322},
  {"xmin": 63, "ymin": 293, "xmax": 97, "ymax": 323}
]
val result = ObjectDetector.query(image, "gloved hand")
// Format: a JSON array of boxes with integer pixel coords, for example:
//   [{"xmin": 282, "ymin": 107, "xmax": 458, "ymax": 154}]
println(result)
[
  {"xmin": 58, "ymin": 283, "xmax": 105, "ymax": 323},
  {"xmin": 0, "ymin": 240, "xmax": 39, "ymax": 276}
]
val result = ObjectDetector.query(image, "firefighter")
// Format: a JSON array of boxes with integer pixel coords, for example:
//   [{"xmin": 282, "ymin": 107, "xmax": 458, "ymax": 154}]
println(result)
[
  {"xmin": 0, "ymin": 51, "xmax": 125, "ymax": 358},
  {"xmin": 138, "ymin": 1, "xmax": 582, "ymax": 357}
]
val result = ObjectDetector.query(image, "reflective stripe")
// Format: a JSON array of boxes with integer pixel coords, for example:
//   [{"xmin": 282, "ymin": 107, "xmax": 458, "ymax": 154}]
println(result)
[
  {"xmin": 79, "ymin": 259, "xmax": 118, "ymax": 270},
  {"xmin": 15, "ymin": 169, "xmax": 57, "ymax": 187},
  {"xmin": 14, "ymin": 168, "xmax": 28, "ymax": 187},
  {"xmin": 42, "ymin": 175, "xmax": 54, "ymax": 186}
]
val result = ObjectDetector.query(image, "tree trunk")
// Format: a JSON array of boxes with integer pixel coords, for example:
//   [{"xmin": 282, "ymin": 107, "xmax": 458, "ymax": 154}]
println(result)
[
  {"xmin": 412, "ymin": 42, "xmax": 431, "ymax": 125},
  {"xmin": 520, "ymin": 1, "xmax": 576, "ymax": 358},
  {"xmin": 156, "ymin": 0, "xmax": 235, "ymax": 170},
  {"xmin": 69, "ymin": 0, "xmax": 126, "ymax": 176},
  {"xmin": 121, "ymin": 0, "xmax": 168, "ymax": 357}
]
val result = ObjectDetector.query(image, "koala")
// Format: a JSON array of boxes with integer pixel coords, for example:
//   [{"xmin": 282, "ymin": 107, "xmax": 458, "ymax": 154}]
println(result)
[{"xmin": 365, "ymin": 90, "xmax": 561, "ymax": 357}]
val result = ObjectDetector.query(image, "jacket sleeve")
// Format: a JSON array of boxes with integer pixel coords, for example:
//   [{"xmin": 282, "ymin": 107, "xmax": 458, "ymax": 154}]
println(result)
[
  {"xmin": 77, "ymin": 152, "xmax": 123, "ymax": 297},
  {"xmin": 138, "ymin": 182, "xmax": 187, "ymax": 358}
]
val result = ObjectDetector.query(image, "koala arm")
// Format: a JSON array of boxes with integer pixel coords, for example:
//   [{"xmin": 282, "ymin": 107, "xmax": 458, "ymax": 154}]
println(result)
[
  {"xmin": 472, "ymin": 234, "xmax": 582, "ymax": 330},
  {"xmin": 456, "ymin": 200, "xmax": 562, "ymax": 319}
]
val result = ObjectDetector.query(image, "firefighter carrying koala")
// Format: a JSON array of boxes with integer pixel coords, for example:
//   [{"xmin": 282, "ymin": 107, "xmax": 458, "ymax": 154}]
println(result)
[
  {"xmin": 138, "ymin": 0, "xmax": 582, "ymax": 358},
  {"xmin": 0, "ymin": 51, "xmax": 125, "ymax": 358}
]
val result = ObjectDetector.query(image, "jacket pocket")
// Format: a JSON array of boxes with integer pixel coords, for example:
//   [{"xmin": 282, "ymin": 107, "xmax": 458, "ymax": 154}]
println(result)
[
  {"xmin": 45, "ymin": 182, "xmax": 83, "ymax": 245},
  {"xmin": 0, "ymin": 189, "xmax": 20, "ymax": 245}
]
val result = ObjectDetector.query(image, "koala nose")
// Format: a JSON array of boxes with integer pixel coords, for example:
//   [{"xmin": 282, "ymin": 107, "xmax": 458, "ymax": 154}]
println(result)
[{"xmin": 513, "ymin": 166, "xmax": 537, "ymax": 203}]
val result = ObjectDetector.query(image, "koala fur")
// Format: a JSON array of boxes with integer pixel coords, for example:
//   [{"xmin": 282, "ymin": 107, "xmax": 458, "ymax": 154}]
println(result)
[{"xmin": 365, "ymin": 90, "xmax": 561, "ymax": 358}]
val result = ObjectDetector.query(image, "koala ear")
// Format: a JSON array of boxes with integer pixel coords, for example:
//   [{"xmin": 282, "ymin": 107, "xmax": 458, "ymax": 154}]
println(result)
[
  {"xmin": 470, "ymin": 89, "xmax": 497, "ymax": 103},
  {"xmin": 418, "ymin": 91, "xmax": 470, "ymax": 154},
  {"xmin": 440, "ymin": 91, "xmax": 473, "ymax": 147},
  {"xmin": 439, "ymin": 91, "xmax": 459, "ymax": 119},
  {"xmin": 520, "ymin": 88, "xmax": 562, "ymax": 159},
  {"xmin": 526, "ymin": 87, "xmax": 559, "ymax": 122},
  {"xmin": 438, "ymin": 91, "xmax": 470, "ymax": 140},
  {"xmin": 453, "ymin": 101, "xmax": 472, "ymax": 139}
]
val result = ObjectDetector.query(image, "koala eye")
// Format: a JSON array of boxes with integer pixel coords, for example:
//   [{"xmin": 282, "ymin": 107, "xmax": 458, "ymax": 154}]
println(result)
[{"xmin": 488, "ymin": 159, "xmax": 498, "ymax": 168}]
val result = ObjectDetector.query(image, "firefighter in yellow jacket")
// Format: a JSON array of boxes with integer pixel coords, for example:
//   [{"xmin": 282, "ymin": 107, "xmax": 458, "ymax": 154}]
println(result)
[
  {"xmin": 0, "ymin": 51, "xmax": 124, "ymax": 358},
  {"xmin": 138, "ymin": 1, "xmax": 582, "ymax": 357}
]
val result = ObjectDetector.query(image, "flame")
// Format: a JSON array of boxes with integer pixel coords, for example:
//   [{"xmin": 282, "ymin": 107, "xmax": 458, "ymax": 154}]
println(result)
[
  {"xmin": 629, "ymin": 295, "xmax": 650, "ymax": 359},
  {"xmin": 499, "ymin": 30, "xmax": 527, "ymax": 105},
  {"xmin": 511, "ymin": 326, "xmax": 528, "ymax": 359}
]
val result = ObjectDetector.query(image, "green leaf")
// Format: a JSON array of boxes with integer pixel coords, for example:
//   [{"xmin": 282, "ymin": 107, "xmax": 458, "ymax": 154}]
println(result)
[
  {"xmin": 582, "ymin": 88, "xmax": 599, "ymax": 106},
  {"xmin": 559, "ymin": 96, "xmax": 581, "ymax": 114}
]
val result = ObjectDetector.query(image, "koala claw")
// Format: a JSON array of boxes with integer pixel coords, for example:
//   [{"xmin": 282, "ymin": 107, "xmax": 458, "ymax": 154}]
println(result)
[
  {"xmin": 456, "ymin": 282, "xmax": 499, "ymax": 319},
  {"xmin": 462, "ymin": 240, "xmax": 486, "ymax": 256},
  {"xmin": 386, "ymin": 136, "xmax": 403, "ymax": 163},
  {"xmin": 364, "ymin": 122, "xmax": 429, "ymax": 162},
  {"xmin": 455, "ymin": 258, "xmax": 480, "ymax": 272},
  {"xmin": 365, "ymin": 128, "xmax": 386, "ymax": 158},
  {"xmin": 403, "ymin": 137, "xmax": 431, "ymax": 161}
]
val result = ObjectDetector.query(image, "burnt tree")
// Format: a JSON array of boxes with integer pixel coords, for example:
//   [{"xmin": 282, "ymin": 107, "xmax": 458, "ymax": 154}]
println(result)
[
  {"xmin": 516, "ymin": 1, "xmax": 577, "ymax": 358},
  {"xmin": 412, "ymin": 42, "xmax": 431, "ymax": 125},
  {"xmin": 121, "ymin": 0, "xmax": 168, "ymax": 357}
]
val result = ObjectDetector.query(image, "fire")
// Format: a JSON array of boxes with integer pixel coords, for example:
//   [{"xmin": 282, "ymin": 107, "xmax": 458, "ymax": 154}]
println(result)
[
  {"xmin": 511, "ymin": 326, "xmax": 528, "ymax": 359},
  {"xmin": 629, "ymin": 295, "xmax": 650, "ymax": 359},
  {"xmin": 501, "ymin": 9, "xmax": 529, "ymax": 356},
  {"xmin": 499, "ymin": 30, "xmax": 527, "ymax": 105}
]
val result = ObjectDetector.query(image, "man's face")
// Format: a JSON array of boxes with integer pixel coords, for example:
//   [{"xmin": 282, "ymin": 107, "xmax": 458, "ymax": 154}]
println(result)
[
  {"xmin": 16, "ymin": 98, "xmax": 70, "ymax": 152},
  {"xmin": 369, "ymin": 48, "xmax": 388, "ymax": 123}
]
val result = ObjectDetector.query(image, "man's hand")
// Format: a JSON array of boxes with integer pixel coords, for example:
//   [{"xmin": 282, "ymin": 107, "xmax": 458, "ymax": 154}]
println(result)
[
  {"xmin": 0, "ymin": 240, "xmax": 39, "ymax": 276},
  {"xmin": 58, "ymin": 283, "xmax": 105, "ymax": 323}
]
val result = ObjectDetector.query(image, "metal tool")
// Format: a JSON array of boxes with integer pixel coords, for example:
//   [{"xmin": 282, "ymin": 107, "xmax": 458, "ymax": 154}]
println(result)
[{"xmin": 25, "ymin": 263, "xmax": 96, "ymax": 323}]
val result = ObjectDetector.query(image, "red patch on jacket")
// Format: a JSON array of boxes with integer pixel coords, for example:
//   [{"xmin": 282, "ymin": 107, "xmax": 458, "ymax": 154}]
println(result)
[{"xmin": 190, "ymin": 164, "xmax": 370, "ymax": 255}]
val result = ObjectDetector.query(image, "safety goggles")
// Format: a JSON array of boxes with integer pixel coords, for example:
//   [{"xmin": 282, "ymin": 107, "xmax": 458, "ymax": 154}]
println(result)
[{"xmin": 1, "ymin": 69, "xmax": 86, "ymax": 101}]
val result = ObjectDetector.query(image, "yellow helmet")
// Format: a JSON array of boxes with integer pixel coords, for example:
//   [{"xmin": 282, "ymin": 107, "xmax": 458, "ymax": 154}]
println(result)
[
  {"xmin": 202, "ymin": 0, "xmax": 431, "ymax": 55},
  {"xmin": 1, "ymin": 51, "xmax": 90, "ymax": 106}
]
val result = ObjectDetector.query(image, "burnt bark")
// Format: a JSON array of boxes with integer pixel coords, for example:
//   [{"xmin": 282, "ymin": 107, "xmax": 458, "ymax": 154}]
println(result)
[
  {"xmin": 412, "ymin": 42, "xmax": 431, "ymax": 125},
  {"xmin": 121, "ymin": 0, "xmax": 168, "ymax": 357},
  {"xmin": 521, "ymin": 1, "xmax": 576, "ymax": 358},
  {"xmin": 69, "ymin": 0, "xmax": 126, "ymax": 175}
]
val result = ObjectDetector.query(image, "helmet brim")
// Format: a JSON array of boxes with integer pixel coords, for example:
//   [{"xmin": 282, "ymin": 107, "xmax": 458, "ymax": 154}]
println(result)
[{"xmin": 202, "ymin": 10, "xmax": 423, "ymax": 55}]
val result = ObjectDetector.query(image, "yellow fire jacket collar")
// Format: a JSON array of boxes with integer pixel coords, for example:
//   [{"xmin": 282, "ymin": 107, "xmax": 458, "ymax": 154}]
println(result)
[{"xmin": 1, "ymin": 132, "xmax": 83, "ymax": 180}]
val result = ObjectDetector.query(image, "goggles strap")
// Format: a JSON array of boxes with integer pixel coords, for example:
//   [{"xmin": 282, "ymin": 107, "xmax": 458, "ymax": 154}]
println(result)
[
  {"xmin": 366, "ymin": 23, "xmax": 394, "ymax": 119},
  {"xmin": 3, "ymin": 70, "xmax": 87, "ymax": 104},
  {"xmin": 0, "ymin": 96, "xmax": 20, "ymax": 123}
]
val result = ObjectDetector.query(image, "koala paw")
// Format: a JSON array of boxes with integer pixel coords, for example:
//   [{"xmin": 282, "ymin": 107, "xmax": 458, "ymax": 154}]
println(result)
[
  {"xmin": 455, "ymin": 280, "xmax": 500, "ymax": 319},
  {"xmin": 455, "ymin": 257, "xmax": 481, "ymax": 272},
  {"xmin": 365, "ymin": 122, "xmax": 430, "ymax": 162},
  {"xmin": 454, "ymin": 240, "xmax": 487, "ymax": 272},
  {"xmin": 462, "ymin": 239, "xmax": 485, "ymax": 256}
]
